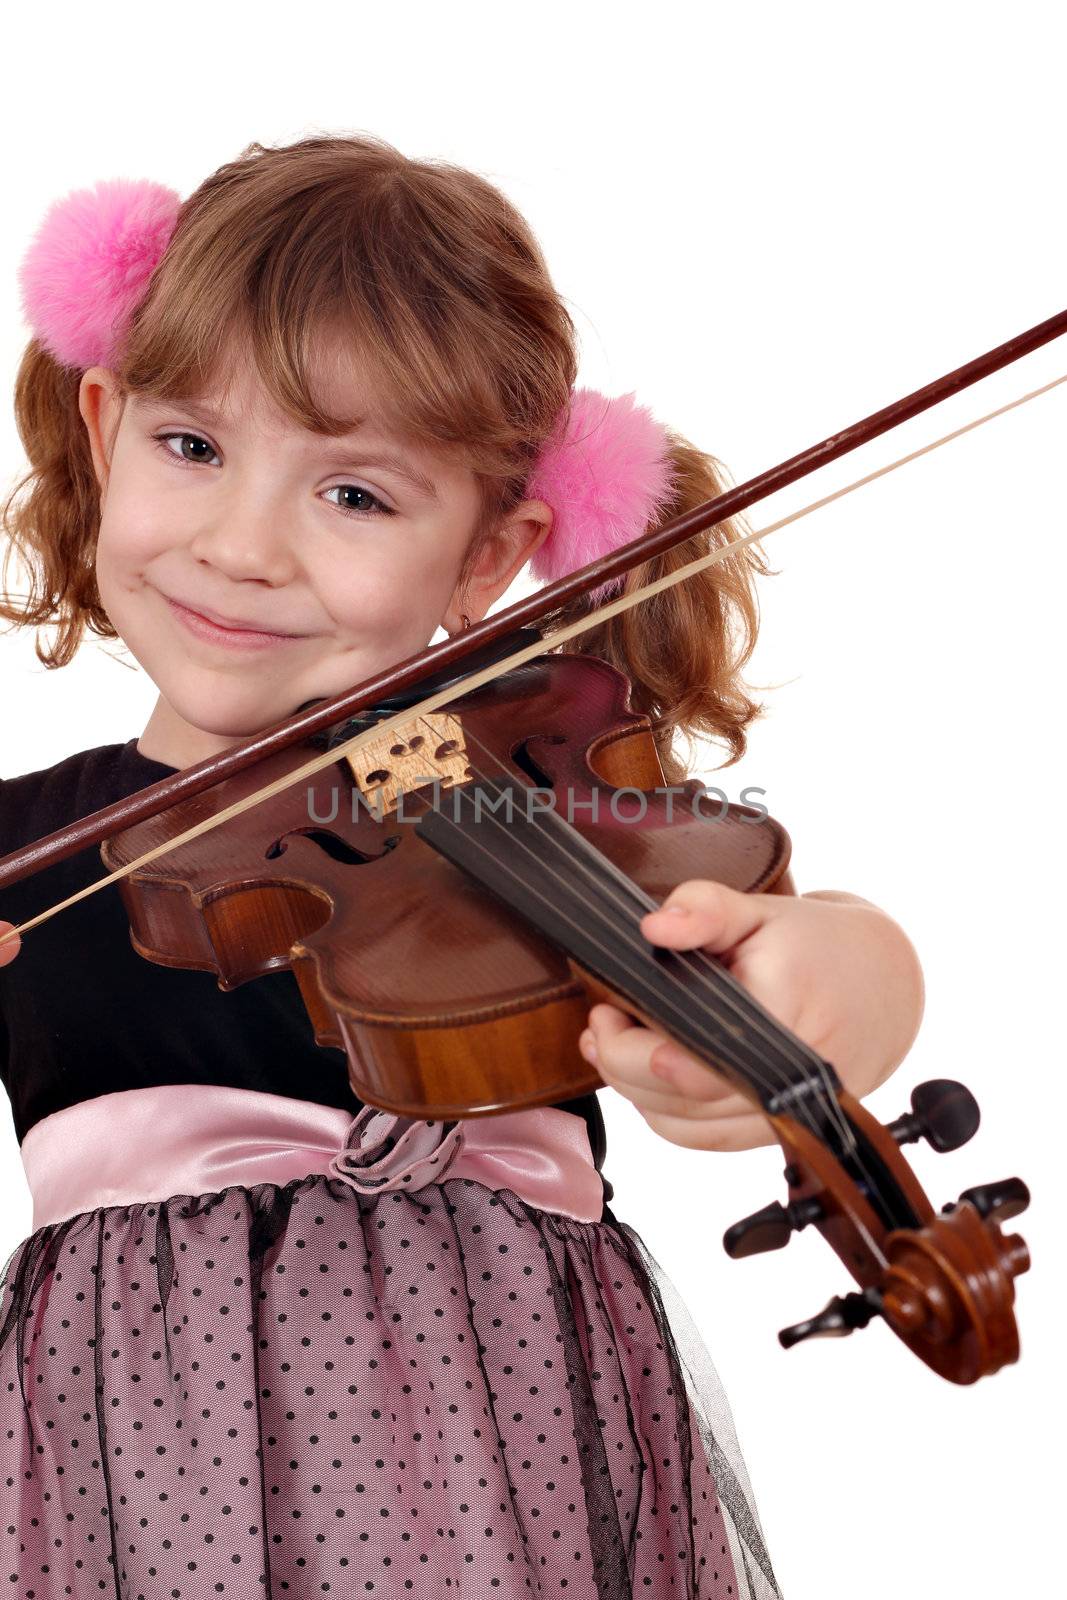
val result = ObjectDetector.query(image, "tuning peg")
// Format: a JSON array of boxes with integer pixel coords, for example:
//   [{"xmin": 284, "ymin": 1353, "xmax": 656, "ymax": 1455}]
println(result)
[
  {"xmin": 723, "ymin": 1196, "xmax": 824, "ymax": 1259},
  {"xmin": 886, "ymin": 1078, "xmax": 980, "ymax": 1153},
  {"xmin": 778, "ymin": 1287, "xmax": 884, "ymax": 1349},
  {"xmin": 951, "ymin": 1176, "xmax": 1030, "ymax": 1222}
]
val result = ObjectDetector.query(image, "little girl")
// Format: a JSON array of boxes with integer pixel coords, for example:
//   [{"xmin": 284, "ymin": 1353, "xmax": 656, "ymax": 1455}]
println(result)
[{"xmin": 0, "ymin": 134, "xmax": 923, "ymax": 1598}]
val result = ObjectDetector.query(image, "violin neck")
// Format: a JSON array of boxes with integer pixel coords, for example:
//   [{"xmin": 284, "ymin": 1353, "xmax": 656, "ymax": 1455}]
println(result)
[{"xmin": 415, "ymin": 778, "xmax": 842, "ymax": 1120}]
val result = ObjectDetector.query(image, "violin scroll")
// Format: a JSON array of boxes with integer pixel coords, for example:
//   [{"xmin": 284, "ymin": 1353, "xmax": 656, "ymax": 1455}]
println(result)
[
  {"xmin": 776, "ymin": 1194, "xmax": 1030, "ymax": 1380},
  {"xmin": 727, "ymin": 1079, "xmax": 1030, "ymax": 1384}
]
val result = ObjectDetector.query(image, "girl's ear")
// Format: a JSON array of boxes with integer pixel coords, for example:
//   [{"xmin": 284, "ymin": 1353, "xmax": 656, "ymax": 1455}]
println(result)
[
  {"xmin": 78, "ymin": 366, "xmax": 126, "ymax": 492},
  {"xmin": 443, "ymin": 499, "xmax": 553, "ymax": 631}
]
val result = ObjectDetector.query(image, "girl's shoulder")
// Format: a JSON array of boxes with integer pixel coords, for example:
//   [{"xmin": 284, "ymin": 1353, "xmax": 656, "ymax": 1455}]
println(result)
[{"xmin": 0, "ymin": 741, "xmax": 148, "ymax": 857}]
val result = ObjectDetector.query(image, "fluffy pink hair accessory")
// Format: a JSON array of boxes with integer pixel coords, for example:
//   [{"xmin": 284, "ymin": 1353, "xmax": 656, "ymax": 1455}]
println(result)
[
  {"xmin": 18, "ymin": 178, "xmax": 182, "ymax": 370},
  {"xmin": 526, "ymin": 388, "xmax": 678, "ymax": 603}
]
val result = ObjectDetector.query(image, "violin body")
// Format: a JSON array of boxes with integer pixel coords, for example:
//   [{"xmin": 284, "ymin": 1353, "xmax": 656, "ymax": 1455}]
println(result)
[
  {"xmin": 97, "ymin": 649, "xmax": 1031, "ymax": 1382},
  {"xmin": 102, "ymin": 653, "xmax": 794, "ymax": 1118}
]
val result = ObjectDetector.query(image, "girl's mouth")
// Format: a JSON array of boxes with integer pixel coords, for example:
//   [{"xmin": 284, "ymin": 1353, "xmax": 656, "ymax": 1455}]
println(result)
[{"xmin": 163, "ymin": 593, "xmax": 305, "ymax": 649}]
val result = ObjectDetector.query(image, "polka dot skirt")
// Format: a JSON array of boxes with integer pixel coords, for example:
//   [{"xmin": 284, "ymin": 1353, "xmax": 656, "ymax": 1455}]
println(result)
[{"xmin": 0, "ymin": 1175, "xmax": 781, "ymax": 1597}]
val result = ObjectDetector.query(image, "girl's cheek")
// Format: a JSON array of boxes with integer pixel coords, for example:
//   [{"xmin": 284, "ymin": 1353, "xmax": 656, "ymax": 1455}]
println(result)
[
  {"xmin": 323, "ymin": 568, "xmax": 388, "ymax": 635},
  {"xmin": 97, "ymin": 471, "xmax": 178, "ymax": 564},
  {"xmin": 328, "ymin": 554, "xmax": 427, "ymax": 636}
]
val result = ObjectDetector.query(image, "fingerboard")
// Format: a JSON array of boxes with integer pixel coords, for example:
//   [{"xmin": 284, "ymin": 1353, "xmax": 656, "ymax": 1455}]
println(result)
[{"xmin": 415, "ymin": 778, "xmax": 839, "ymax": 1121}]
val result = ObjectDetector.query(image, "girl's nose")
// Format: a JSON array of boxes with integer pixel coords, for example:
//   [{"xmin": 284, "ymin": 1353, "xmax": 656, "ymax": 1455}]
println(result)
[{"xmin": 187, "ymin": 497, "xmax": 299, "ymax": 587}]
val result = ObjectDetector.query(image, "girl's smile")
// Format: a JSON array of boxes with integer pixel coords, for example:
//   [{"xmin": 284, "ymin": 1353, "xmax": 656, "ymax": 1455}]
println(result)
[{"xmin": 160, "ymin": 589, "xmax": 311, "ymax": 648}]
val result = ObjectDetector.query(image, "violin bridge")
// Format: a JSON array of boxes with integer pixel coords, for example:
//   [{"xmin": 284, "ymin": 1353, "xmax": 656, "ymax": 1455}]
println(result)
[{"xmin": 340, "ymin": 712, "xmax": 472, "ymax": 816}]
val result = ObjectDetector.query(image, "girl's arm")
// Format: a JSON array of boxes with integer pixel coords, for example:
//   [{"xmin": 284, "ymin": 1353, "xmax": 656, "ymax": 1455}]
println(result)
[{"xmin": 580, "ymin": 880, "xmax": 925, "ymax": 1152}]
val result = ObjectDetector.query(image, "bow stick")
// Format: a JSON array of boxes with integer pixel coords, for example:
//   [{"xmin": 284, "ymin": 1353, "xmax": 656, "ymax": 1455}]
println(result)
[{"xmin": 1, "ymin": 305, "xmax": 1066, "ymax": 919}]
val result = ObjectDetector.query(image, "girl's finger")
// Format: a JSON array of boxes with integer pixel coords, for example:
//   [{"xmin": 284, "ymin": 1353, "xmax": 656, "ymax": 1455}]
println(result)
[
  {"xmin": 587, "ymin": 1002, "xmax": 735, "ymax": 1097},
  {"xmin": 591, "ymin": 1054, "xmax": 753, "ymax": 1120},
  {"xmin": 639, "ymin": 1106, "xmax": 777, "ymax": 1152},
  {"xmin": 639, "ymin": 878, "xmax": 787, "ymax": 958},
  {"xmin": 582, "ymin": 1010, "xmax": 746, "ymax": 1114},
  {"xmin": 0, "ymin": 921, "xmax": 21, "ymax": 966},
  {"xmin": 582, "ymin": 1004, "xmax": 674, "ymax": 1088},
  {"xmin": 647, "ymin": 1038, "xmax": 741, "ymax": 1101}
]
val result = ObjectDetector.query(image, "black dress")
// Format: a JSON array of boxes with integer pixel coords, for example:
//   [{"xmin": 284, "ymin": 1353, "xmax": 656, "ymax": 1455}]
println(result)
[{"xmin": 0, "ymin": 740, "xmax": 781, "ymax": 1598}]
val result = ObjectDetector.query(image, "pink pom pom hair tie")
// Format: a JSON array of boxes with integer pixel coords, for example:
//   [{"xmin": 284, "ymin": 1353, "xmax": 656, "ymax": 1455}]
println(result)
[
  {"xmin": 18, "ymin": 177, "xmax": 677, "ymax": 590},
  {"xmin": 18, "ymin": 178, "xmax": 182, "ymax": 371},
  {"xmin": 526, "ymin": 387, "xmax": 677, "ymax": 604}
]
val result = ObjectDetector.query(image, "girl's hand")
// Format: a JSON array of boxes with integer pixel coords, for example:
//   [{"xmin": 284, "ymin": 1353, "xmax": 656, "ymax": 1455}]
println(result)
[
  {"xmin": 0, "ymin": 921, "xmax": 21, "ymax": 967},
  {"xmin": 579, "ymin": 881, "xmax": 924, "ymax": 1152}
]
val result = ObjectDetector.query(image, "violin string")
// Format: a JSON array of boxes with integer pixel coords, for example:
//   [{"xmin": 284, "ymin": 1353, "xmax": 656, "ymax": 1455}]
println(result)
[
  {"xmin": 405, "ymin": 716, "xmax": 845, "ymax": 1159},
  {"xmin": 525, "ymin": 787, "xmax": 838, "ymax": 1087},
  {"xmin": 5, "ymin": 362, "xmax": 1065, "ymax": 951},
  {"xmin": 414, "ymin": 770, "xmax": 894, "ymax": 1213},
  {"xmin": 406, "ymin": 774, "xmax": 810, "ymax": 1132},
  {"xmin": 405, "ymin": 728, "xmax": 898, "ymax": 1213},
  {"xmin": 441, "ymin": 716, "xmax": 823, "ymax": 1094},
  {"xmin": 432, "ymin": 715, "xmax": 866, "ymax": 1173},
  {"xmin": 461, "ymin": 743, "xmax": 905, "ymax": 1214},
  {"xmin": 515, "ymin": 809, "xmax": 872, "ymax": 1177},
  {"xmin": 536, "ymin": 813, "xmax": 858, "ymax": 1158}
]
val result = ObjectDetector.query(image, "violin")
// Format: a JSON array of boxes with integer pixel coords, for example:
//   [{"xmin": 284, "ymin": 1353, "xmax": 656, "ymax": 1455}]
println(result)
[{"xmin": 4, "ymin": 308, "xmax": 1057, "ymax": 1385}]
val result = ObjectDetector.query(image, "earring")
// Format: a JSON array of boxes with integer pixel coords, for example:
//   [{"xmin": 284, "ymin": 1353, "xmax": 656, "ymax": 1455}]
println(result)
[{"xmin": 461, "ymin": 613, "xmax": 471, "ymax": 630}]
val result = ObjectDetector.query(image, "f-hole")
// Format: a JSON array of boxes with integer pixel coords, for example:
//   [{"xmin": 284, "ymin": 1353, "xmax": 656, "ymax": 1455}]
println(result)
[
  {"xmin": 510, "ymin": 734, "xmax": 566, "ymax": 788},
  {"xmin": 265, "ymin": 828, "xmax": 400, "ymax": 865}
]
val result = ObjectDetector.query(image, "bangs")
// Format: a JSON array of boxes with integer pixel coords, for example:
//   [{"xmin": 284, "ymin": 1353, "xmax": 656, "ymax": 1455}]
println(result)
[{"xmin": 117, "ymin": 161, "xmax": 537, "ymax": 483}]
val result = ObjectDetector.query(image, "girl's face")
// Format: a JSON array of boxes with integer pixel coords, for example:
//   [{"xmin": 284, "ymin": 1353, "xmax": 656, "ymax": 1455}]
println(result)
[{"xmin": 79, "ymin": 351, "xmax": 551, "ymax": 769}]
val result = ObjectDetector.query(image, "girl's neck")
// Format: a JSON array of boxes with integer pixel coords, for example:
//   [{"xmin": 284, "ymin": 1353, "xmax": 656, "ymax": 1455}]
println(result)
[{"xmin": 136, "ymin": 697, "xmax": 253, "ymax": 772}]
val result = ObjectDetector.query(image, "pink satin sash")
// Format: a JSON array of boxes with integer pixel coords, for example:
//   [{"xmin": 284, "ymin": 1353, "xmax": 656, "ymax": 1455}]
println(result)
[{"xmin": 19, "ymin": 1084, "xmax": 606, "ymax": 1232}]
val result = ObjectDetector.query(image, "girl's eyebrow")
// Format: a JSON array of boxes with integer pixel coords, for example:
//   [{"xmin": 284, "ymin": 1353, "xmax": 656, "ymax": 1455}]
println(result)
[
  {"xmin": 307, "ymin": 440, "xmax": 441, "ymax": 503},
  {"xmin": 138, "ymin": 396, "xmax": 440, "ymax": 502}
]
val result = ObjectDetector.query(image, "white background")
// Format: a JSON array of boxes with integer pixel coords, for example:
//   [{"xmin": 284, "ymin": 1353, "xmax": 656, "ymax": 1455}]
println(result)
[{"xmin": 1, "ymin": 4, "xmax": 1064, "ymax": 1595}]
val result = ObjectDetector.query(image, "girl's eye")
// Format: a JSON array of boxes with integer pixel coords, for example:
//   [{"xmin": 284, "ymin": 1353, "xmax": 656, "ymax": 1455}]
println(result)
[
  {"xmin": 323, "ymin": 485, "xmax": 396, "ymax": 519},
  {"xmin": 153, "ymin": 433, "xmax": 394, "ymax": 520},
  {"xmin": 154, "ymin": 431, "xmax": 219, "ymax": 466}
]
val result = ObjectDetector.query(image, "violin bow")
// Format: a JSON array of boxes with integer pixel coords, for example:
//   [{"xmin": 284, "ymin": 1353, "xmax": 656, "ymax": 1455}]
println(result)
[{"xmin": 1, "ymin": 304, "xmax": 1066, "ymax": 908}]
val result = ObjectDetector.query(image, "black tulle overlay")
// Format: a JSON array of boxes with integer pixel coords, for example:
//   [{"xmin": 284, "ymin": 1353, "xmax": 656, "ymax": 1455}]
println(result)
[{"xmin": 0, "ymin": 1173, "xmax": 781, "ymax": 1597}]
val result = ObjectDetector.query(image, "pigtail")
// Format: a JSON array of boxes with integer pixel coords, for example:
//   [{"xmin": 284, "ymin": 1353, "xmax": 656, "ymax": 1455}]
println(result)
[
  {"xmin": 0, "ymin": 339, "xmax": 113, "ymax": 668},
  {"xmin": 556, "ymin": 433, "xmax": 771, "ymax": 787}
]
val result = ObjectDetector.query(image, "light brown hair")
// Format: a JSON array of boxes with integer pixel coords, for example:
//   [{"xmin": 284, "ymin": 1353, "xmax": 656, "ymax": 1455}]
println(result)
[{"xmin": 1, "ymin": 133, "xmax": 769, "ymax": 783}]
